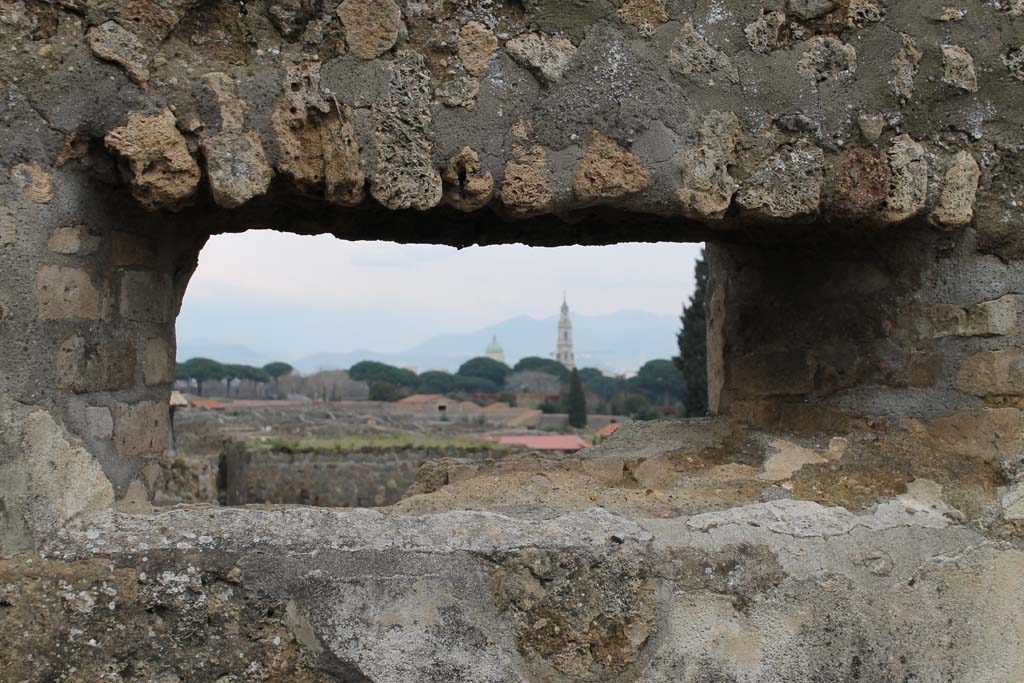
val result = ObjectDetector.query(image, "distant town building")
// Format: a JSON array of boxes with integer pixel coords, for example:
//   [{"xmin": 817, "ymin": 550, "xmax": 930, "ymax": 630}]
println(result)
[
  {"xmin": 556, "ymin": 293, "xmax": 575, "ymax": 369},
  {"xmin": 485, "ymin": 335, "xmax": 506, "ymax": 363}
]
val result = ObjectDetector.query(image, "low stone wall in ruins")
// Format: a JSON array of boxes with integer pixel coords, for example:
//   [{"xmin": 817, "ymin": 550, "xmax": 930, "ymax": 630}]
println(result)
[
  {"xmin": 220, "ymin": 443, "xmax": 513, "ymax": 507},
  {"xmin": 2, "ymin": 0, "xmax": 1023, "ymax": 678}
]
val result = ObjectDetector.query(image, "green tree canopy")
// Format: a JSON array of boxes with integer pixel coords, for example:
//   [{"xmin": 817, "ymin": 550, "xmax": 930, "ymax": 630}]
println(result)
[
  {"xmin": 349, "ymin": 360, "xmax": 419, "ymax": 388},
  {"xmin": 263, "ymin": 361, "xmax": 294, "ymax": 380},
  {"xmin": 629, "ymin": 359, "xmax": 686, "ymax": 407},
  {"xmin": 174, "ymin": 357, "xmax": 225, "ymax": 396},
  {"xmin": 456, "ymin": 356, "xmax": 511, "ymax": 387},
  {"xmin": 452, "ymin": 374, "xmax": 499, "ymax": 394},
  {"xmin": 622, "ymin": 394, "xmax": 658, "ymax": 421},
  {"xmin": 584, "ymin": 374, "xmax": 626, "ymax": 401},
  {"xmin": 417, "ymin": 370, "xmax": 456, "ymax": 394},
  {"xmin": 674, "ymin": 249, "xmax": 709, "ymax": 416},
  {"xmin": 512, "ymin": 356, "xmax": 570, "ymax": 381},
  {"xmin": 577, "ymin": 367, "xmax": 603, "ymax": 383},
  {"xmin": 368, "ymin": 382, "xmax": 406, "ymax": 402},
  {"xmin": 567, "ymin": 368, "xmax": 587, "ymax": 428}
]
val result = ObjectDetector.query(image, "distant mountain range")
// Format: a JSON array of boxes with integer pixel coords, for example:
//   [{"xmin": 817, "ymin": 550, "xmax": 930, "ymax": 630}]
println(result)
[{"xmin": 177, "ymin": 309, "xmax": 681, "ymax": 374}]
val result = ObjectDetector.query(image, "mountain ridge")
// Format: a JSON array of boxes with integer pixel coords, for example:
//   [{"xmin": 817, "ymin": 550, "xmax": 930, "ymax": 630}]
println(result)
[{"xmin": 178, "ymin": 309, "xmax": 680, "ymax": 374}]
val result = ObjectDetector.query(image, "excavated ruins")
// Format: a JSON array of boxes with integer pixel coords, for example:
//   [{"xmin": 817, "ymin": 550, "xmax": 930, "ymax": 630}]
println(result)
[{"xmin": 1, "ymin": 0, "xmax": 1023, "ymax": 680}]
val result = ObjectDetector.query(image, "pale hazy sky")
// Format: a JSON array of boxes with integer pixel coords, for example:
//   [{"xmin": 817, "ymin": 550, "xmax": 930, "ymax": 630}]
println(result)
[{"xmin": 177, "ymin": 230, "xmax": 703, "ymax": 357}]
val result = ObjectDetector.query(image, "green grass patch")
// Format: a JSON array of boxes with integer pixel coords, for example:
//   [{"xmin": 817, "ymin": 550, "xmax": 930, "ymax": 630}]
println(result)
[{"xmin": 248, "ymin": 432, "xmax": 510, "ymax": 453}]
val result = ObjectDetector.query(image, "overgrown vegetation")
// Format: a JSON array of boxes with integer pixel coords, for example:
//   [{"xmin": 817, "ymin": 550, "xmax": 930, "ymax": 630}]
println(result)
[{"xmin": 252, "ymin": 433, "xmax": 509, "ymax": 452}]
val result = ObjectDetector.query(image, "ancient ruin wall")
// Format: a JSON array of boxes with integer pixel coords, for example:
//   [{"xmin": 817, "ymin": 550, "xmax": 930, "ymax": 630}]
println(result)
[
  {"xmin": 220, "ymin": 444, "xmax": 512, "ymax": 507},
  {"xmin": 1, "ymin": 0, "xmax": 1023, "ymax": 679}
]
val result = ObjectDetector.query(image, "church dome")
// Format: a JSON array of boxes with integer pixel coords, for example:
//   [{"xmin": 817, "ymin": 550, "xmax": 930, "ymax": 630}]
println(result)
[{"xmin": 486, "ymin": 335, "xmax": 504, "ymax": 354}]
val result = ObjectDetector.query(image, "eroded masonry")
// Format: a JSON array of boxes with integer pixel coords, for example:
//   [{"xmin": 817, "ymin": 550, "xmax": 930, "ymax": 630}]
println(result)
[{"xmin": 1, "ymin": 0, "xmax": 1023, "ymax": 680}]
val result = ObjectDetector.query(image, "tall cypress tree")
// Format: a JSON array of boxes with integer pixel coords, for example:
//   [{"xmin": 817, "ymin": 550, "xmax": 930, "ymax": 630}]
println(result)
[
  {"xmin": 567, "ymin": 367, "xmax": 588, "ymax": 428},
  {"xmin": 674, "ymin": 249, "xmax": 709, "ymax": 417}
]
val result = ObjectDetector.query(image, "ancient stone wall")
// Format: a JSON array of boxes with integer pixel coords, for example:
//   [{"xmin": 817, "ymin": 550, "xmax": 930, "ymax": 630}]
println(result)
[
  {"xmin": 221, "ymin": 444, "xmax": 513, "ymax": 507},
  {"xmin": 1, "ymin": 0, "xmax": 1023, "ymax": 678}
]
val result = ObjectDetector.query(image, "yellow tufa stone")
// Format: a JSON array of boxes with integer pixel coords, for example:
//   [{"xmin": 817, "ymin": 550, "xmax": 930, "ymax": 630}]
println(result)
[{"xmin": 573, "ymin": 131, "xmax": 649, "ymax": 202}]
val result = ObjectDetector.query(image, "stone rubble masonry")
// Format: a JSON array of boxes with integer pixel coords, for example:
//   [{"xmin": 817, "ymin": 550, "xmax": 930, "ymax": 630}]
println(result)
[
  {"xmin": 86, "ymin": 21, "xmax": 149, "ymax": 86},
  {"xmin": 104, "ymin": 109, "xmax": 200, "ymax": 211},
  {"xmin": 931, "ymin": 150, "xmax": 981, "ymax": 228},
  {"xmin": 110, "ymin": 231, "xmax": 158, "ymax": 268},
  {"xmin": 0, "ymin": 207, "xmax": 15, "ymax": 246},
  {"xmin": 956, "ymin": 350, "xmax": 1024, "ymax": 398},
  {"xmin": 10, "ymin": 162, "xmax": 53, "ymax": 203},
  {"xmin": 941, "ymin": 45, "xmax": 979, "ymax": 93},
  {"xmin": 506, "ymin": 32, "xmax": 578, "ymax": 84},
  {"xmin": 46, "ymin": 226, "xmax": 99, "ymax": 256},
  {"xmin": 113, "ymin": 401, "xmax": 169, "ymax": 457},
  {"xmin": 573, "ymin": 130, "xmax": 649, "ymax": 202},
  {"xmin": 457, "ymin": 21, "xmax": 498, "ymax": 77},
  {"xmin": 57, "ymin": 335, "xmax": 137, "ymax": 393},
  {"xmin": 85, "ymin": 407, "xmax": 114, "ymax": 440},
  {"xmin": 35, "ymin": 266, "xmax": 104, "ymax": 321},
  {"xmin": 198, "ymin": 73, "xmax": 273, "ymax": 209},
  {"xmin": 336, "ymin": 0, "xmax": 402, "ymax": 60},
  {"xmin": 119, "ymin": 270, "xmax": 172, "ymax": 323},
  {"xmin": 0, "ymin": 0, "xmax": 1023, "ymax": 672},
  {"xmin": 143, "ymin": 337, "xmax": 174, "ymax": 386},
  {"xmin": 921, "ymin": 296, "xmax": 1022, "ymax": 338}
]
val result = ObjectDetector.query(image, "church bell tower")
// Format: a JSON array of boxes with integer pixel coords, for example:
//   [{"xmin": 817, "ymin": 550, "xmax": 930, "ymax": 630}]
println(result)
[{"xmin": 556, "ymin": 293, "xmax": 575, "ymax": 369}]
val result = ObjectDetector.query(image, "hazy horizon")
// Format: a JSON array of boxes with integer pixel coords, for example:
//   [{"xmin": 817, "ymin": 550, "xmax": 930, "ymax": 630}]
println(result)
[{"xmin": 177, "ymin": 231, "xmax": 703, "ymax": 365}]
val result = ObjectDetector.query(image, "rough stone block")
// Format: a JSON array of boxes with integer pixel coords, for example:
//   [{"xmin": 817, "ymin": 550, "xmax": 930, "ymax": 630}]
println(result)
[
  {"xmin": 201, "ymin": 131, "xmax": 273, "ymax": 208},
  {"xmin": 143, "ymin": 337, "xmax": 174, "ymax": 385},
  {"xmin": 965, "ymin": 296, "xmax": 1022, "ymax": 337},
  {"xmin": 956, "ymin": 350, "xmax": 1024, "ymax": 397},
  {"xmin": 104, "ymin": 109, "xmax": 200, "ymax": 211},
  {"xmin": 35, "ymin": 266, "xmax": 103, "ymax": 320},
  {"xmin": 47, "ymin": 226, "xmax": 98, "ymax": 256},
  {"xmin": 57, "ymin": 335, "xmax": 137, "ymax": 393},
  {"xmin": 730, "ymin": 350, "xmax": 814, "ymax": 397},
  {"xmin": 11, "ymin": 162, "xmax": 53, "ymax": 203},
  {"xmin": 119, "ymin": 270, "xmax": 171, "ymax": 323},
  {"xmin": 0, "ymin": 206, "xmax": 15, "ymax": 246},
  {"xmin": 113, "ymin": 401, "xmax": 169, "ymax": 456},
  {"xmin": 111, "ymin": 232, "xmax": 158, "ymax": 267},
  {"xmin": 86, "ymin": 406, "xmax": 113, "ymax": 440}
]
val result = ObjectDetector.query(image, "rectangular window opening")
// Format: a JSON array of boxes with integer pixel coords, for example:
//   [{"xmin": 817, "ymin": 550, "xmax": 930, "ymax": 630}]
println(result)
[{"xmin": 167, "ymin": 231, "xmax": 707, "ymax": 509}]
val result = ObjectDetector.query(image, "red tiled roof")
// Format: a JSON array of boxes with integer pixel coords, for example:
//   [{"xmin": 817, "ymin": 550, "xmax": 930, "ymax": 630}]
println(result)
[
  {"xmin": 191, "ymin": 398, "xmax": 227, "ymax": 410},
  {"xmin": 595, "ymin": 422, "xmax": 621, "ymax": 439},
  {"xmin": 497, "ymin": 435, "xmax": 591, "ymax": 452}
]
